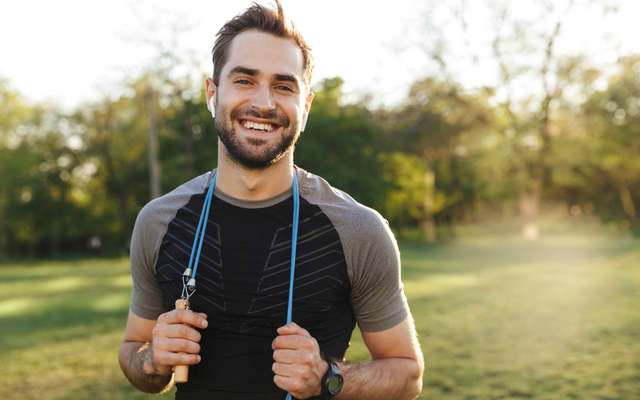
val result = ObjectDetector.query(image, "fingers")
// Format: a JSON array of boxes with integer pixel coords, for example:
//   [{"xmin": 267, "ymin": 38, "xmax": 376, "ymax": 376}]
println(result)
[
  {"xmin": 149, "ymin": 309, "xmax": 208, "ymax": 371},
  {"xmin": 272, "ymin": 323, "xmax": 325, "ymax": 398},
  {"xmin": 153, "ymin": 348, "xmax": 202, "ymax": 367},
  {"xmin": 272, "ymin": 361, "xmax": 301, "ymax": 377},
  {"xmin": 274, "ymin": 375, "xmax": 301, "ymax": 393},
  {"xmin": 153, "ymin": 310, "xmax": 206, "ymax": 344},
  {"xmin": 273, "ymin": 349, "xmax": 304, "ymax": 364},
  {"xmin": 156, "ymin": 323, "xmax": 203, "ymax": 342},
  {"xmin": 277, "ymin": 322, "xmax": 310, "ymax": 337},
  {"xmin": 154, "ymin": 337, "xmax": 201, "ymax": 355},
  {"xmin": 272, "ymin": 332, "xmax": 318, "ymax": 352},
  {"xmin": 158, "ymin": 309, "xmax": 208, "ymax": 329}
]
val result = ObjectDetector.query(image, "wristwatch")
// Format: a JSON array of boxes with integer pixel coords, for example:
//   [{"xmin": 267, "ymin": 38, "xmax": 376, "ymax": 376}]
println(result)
[{"xmin": 318, "ymin": 356, "xmax": 343, "ymax": 399}]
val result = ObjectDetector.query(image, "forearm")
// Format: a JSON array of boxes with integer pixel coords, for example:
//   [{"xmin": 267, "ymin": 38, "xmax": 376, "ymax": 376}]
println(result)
[
  {"xmin": 336, "ymin": 358, "xmax": 423, "ymax": 400},
  {"xmin": 118, "ymin": 341, "xmax": 174, "ymax": 394}
]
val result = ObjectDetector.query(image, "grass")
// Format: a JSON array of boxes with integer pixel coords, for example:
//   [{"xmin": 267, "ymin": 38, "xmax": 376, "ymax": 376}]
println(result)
[{"xmin": 1, "ymin": 229, "xmax": 639, "ymax": 399}]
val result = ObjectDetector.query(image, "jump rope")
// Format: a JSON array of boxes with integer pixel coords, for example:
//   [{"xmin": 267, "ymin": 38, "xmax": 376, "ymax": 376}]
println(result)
[{"xmin": 174, "ymin": 170, "xmax": 300, "ymax": 400}]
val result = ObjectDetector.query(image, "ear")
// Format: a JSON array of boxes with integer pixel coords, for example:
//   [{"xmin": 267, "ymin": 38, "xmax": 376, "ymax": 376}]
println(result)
[
  {"xmin": 208, "ymin": 97, "xmax": 216, "ymax": 119},
  {"xmin": 205, "ymin": 78, "xmax": 217, "ymax": 119},
  {"xmin": 301, "ymin": 90, "xmax": 315, "ymax": 132}
]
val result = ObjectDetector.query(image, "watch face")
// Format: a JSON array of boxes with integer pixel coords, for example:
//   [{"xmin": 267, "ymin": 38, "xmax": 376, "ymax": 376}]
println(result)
[{"xmin": 327, "ymin": 375, "xmax": 344, "ymax": 395}]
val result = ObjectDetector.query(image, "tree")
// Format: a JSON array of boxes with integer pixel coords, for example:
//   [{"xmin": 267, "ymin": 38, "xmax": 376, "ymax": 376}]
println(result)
[
  {"xmin": 409, "ymin": 0, "xmax": 620, "ymax": 239},
  {"xmin": 296, "ymin": 77, "xmax": 387, "ymax": 210},
  {"xmin": 378, "ymin": 78, "xmax": 495, "ymax": 239},
  {"xmin": 575, "ymin": 56, "xmax": 640, "ymax": 233}
]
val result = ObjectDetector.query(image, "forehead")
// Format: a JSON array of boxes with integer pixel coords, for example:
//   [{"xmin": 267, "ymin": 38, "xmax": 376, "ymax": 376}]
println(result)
[{"xmin": 222, "ymin": 30, "xmax": 305, "ymax": 81}]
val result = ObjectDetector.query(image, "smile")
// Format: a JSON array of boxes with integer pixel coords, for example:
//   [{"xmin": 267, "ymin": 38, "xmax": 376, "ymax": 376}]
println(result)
[{"xmin": 240, "ymin": 119, "xmax": 276, "ymax": 132}]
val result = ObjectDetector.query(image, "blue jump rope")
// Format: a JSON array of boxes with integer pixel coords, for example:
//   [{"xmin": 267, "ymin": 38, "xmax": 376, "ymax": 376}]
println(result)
[{"xmin": 181, "ymin": 171, "xmax": 300, "ymax": 400}]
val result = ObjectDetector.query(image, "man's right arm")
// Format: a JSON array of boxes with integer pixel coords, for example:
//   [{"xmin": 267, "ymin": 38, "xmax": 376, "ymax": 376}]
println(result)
[{"xmin": 118, "ymin": 309, "xmax": 208, "ymax": 393}]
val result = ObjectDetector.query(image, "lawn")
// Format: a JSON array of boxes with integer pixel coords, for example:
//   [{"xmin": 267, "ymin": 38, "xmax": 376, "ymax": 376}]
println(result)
[{"xmin": 1, "ymin": 230, "xmax": 639, "ymax": 399}]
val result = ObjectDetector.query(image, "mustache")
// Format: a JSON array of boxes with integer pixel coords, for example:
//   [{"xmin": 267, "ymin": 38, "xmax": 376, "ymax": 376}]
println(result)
[{"xmin": 230, "ymin": 107, "xmax": 290, "ymax": 127}]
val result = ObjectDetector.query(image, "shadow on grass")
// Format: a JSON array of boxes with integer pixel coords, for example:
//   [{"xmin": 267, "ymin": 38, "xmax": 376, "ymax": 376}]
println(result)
[
  {"xmin": 1, "ymin": 303, "xmax": 129, "ymax": 352},
  {"xmin": 0, "ymin": 258, "xmax": 128, "ymax": 284},
  {"xmin": 0, "ymin": 263, "xmax": 132, "ymax": 354}
]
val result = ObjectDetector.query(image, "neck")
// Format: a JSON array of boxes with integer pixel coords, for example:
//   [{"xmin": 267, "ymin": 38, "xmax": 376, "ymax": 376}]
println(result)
[{"xmin": 215, "ymin": 141, "xmax": 294, "ymax": 201}]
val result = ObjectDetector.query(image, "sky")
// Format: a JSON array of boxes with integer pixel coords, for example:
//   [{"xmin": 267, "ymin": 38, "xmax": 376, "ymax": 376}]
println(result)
[{"xmin": 1, "ymin": 0, "xmax": 639, "ymax": 110}]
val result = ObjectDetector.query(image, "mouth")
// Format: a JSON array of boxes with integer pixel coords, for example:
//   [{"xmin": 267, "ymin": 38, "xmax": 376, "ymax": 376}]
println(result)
[{"xmin": 236, "ymin": 118, "xmax": 281, "ymax": 134}]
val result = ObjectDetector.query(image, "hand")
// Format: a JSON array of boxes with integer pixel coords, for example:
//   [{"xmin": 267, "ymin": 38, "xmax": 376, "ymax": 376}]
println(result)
[
  {"xmin": 272, "ymin": 322, "xmax": 329, "ymax": 399},
  {"xmin": 144, "ymin": 309, "xmax": 208, "ymax": 376}
]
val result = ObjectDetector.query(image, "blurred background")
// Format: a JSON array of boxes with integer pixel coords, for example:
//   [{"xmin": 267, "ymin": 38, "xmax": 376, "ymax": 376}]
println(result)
[{"xmin": 1, "ymin": 0, "xmax": 638, "ymax": 399}]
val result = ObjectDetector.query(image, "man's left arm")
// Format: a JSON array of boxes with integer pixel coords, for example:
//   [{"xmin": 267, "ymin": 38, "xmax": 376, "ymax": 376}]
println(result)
[
  {"xmin": 273, "ymin": 209, "xmax": 423, "ymax": 399},
  {"xmin": 335, "ymin": 315, "xmax": 424, "ymax": 399},
  {"xmin": 272, "ymin": 315, "xmax": 424, "ymax": 400}
]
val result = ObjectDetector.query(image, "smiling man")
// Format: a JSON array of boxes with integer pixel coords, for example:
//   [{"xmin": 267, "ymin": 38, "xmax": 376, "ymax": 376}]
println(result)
[{"xmin": 118, "ymin": 1, "xmax": 423, "ymax": 399}]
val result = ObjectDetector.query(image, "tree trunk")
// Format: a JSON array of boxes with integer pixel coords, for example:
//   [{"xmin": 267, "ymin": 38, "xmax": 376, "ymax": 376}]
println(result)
[
  {"xmin": 422, "ymin": 167, "xmax": 437, "ymax": 242},
  {"xmin": 519, "ymin": 185, "xmax": 541, "ymax": 240},
  {"xmin": 183, "ymin": 112, "xmax": 196, "ymax": 177},
  {"xmin": 618, "ymin": 184, "xmax": 637, "ymax": 220},
  {"xmin": 420, "ymin": 218, "xmax": 437, "ymax": 243},
  {"xmin": 146, "ymin": 87, "xmax": 161, "ymax": 199}
]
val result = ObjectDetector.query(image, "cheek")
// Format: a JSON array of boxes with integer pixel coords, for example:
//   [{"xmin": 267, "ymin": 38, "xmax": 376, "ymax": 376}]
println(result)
[{"xmin": 283, "ymin": 99, "xmax": 305, "ymax": 121}]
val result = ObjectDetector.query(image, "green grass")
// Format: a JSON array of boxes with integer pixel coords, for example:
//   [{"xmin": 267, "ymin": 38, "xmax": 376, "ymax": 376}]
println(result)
[{"xmin": 1, "ymin": 231, "xmax": 639, "ymax": 399}]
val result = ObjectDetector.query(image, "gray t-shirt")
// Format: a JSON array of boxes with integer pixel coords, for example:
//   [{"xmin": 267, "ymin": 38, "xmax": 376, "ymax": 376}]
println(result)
[{"xmin": 128, "ymin": 166, "xmax": 409, "ymax": 398}]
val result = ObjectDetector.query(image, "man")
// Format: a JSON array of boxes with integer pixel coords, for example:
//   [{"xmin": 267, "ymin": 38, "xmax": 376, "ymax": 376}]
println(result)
[{"xmin": 118, "ymin": 1, "xmax": 424, "ymax": 399}]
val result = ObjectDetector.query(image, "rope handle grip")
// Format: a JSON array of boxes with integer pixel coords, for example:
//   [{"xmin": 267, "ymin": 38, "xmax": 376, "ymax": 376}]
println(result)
[{"xmin": 173, "ymin": 298, "xmax": 190, "ymax": 383}]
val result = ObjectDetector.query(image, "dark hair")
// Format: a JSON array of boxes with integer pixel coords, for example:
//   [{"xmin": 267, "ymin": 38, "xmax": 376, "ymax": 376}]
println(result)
[{"xmin": 211, "ymin": 0, "xmax": 313, "ymax": 88}]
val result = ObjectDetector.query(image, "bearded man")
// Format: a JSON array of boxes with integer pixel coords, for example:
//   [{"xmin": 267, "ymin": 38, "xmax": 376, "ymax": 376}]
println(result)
[{"xmin": 118, "ymin": 2, "xmax": 424, "ymax": 399}]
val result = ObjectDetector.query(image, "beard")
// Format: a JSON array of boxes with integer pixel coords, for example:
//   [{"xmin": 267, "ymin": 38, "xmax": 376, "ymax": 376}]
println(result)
[{"xmin": 215, "ymin": 102, "xmax": 300, "ymax": 170}]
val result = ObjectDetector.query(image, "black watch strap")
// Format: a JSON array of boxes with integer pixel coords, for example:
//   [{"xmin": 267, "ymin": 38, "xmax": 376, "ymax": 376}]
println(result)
[{"xmin": 317, "ymin": 356, "xmax": 343, "ymax": 400}]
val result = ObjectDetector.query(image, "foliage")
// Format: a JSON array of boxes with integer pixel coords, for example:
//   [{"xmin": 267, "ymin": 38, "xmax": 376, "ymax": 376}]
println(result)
[
  {"xmin": 378, "ymin": 152, "xmax": 441, "ymax": 227},
  {"xmin": 296, "ymin": 77, "xmax": 387, "ymax": 210},
  {"xmin": 1, "ymin": 51, "xmax": 640, "ymax": 256}
]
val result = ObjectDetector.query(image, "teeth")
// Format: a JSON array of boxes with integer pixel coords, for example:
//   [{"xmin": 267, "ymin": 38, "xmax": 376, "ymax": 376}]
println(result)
[{"xmin": 242, "ymin": 120, "xmax": 274, "ymax": 132}]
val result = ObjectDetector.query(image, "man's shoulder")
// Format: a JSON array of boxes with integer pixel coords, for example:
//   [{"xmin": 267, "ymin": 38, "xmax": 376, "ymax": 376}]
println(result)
[
  {"xmin": 135, "ymin": 171, "xmax": 211, "ymax": 228},
  {"xmin": 297, "ymin": 167, "xmax": 390, "ymax": 242}
]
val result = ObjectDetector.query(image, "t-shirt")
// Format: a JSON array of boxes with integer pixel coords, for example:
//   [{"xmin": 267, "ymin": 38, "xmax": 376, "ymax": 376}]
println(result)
[{"xmin": 129, "ymin": 165, "xmax": 409, "ymax": 399}]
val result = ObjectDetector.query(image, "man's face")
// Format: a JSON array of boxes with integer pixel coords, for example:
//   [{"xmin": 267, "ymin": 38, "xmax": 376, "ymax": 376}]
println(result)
[{"xmin": 207, "ymin": 30, "xmax": 313, "ymax": 169}]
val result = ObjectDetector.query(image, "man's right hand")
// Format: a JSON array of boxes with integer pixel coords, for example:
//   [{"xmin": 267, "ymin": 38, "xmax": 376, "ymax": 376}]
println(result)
[{"xmin": 144, "ymin": 309, "xmax": 209, "ymax": 376}]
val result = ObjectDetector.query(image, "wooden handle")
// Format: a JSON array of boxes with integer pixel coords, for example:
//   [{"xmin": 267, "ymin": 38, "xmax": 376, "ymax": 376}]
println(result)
[{"xmin": 174, "ymin": 299, "xmax": 189, "ymax": 383}]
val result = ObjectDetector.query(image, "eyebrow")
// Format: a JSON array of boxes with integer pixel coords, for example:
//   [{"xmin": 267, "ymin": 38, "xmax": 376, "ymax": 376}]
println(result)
[
  {"xmin": 229, "ymin": 66, "xmax": 300, "ymax": 90},
  {"xmin": 229, "ymin": 66, "xmax": 259, "ymax": 77}
]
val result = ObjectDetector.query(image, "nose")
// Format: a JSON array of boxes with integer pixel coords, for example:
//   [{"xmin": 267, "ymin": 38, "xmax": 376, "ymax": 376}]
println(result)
[{"xmin": 251, "ymin": 85, "xmax": 275, "ymax": 112}]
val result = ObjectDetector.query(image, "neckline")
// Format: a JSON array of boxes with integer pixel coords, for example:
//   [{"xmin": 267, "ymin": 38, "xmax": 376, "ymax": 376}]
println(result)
[
  {"xmin": 213, "ymin": 187, "xmax": 293, "ymax": 209},
  {"xmin": 209, "ymin": 166, "xmax": 303, "ymax": 209}
]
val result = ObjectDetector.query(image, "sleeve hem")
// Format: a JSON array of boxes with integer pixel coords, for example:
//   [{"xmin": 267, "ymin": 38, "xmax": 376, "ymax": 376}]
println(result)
[
  {"xmin": 130, "ymin": 304, "xmax": 165, "ymax": 321},
  {"xmin": 357, "ymin": 308, "xmax": 408, "ymax": 332}
]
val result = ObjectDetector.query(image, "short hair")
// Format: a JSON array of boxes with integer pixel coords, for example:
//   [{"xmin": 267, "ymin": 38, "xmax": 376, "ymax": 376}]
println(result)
[{"xmin": 211, "ymin": 0, "xmax": 313, "ymax": 89}]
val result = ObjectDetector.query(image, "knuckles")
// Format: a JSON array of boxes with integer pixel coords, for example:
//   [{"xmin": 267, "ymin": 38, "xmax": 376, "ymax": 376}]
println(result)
[
  {"xmin": 302, "ymin": 352, "xmax": 314, "ymax": 365},
  {"xmin": 290, "ymin": 381, "xmax": 303, "ymax": 394}
]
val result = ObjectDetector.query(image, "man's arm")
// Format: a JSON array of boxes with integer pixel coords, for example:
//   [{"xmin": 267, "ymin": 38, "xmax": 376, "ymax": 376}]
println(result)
[
  {"xmin": 336, "ymin": 316, "xmax": 424, "ymax": 399},
  {"xmin": 118, "ymin": 309, "xmax": 208, "ymax": 393},
  {"xmin": 118, "ymin": 311, "xmax": 173, "ymax": 393},
  {"xmin": 272, "ymin": 315, "xmax": 424, "ymax": 400}
]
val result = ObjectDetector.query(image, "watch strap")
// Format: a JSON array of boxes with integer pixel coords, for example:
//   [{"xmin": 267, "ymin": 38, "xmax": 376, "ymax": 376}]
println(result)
[{"xmin": 317, "ymin": 355, "xmax": 343, "ymax": 400}]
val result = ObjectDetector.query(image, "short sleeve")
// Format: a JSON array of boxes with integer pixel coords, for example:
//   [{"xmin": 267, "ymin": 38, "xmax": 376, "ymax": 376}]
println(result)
[
  {"xmin": 129, "ymin": 203, "xmax": 166, "ymax": 320},
  {"xmin": 349, "ymin": 212, "xmax": 409, "ymax": 332}
]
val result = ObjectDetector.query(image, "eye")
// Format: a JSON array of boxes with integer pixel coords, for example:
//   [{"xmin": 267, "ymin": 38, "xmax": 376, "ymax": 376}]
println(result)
[
  {"xmin": 276, "ymin": 85, "xmax": 294, "ymax": 92},
  {"xmin": 235, "ymin": 79, "xmax": 251, "ymax": 85}
]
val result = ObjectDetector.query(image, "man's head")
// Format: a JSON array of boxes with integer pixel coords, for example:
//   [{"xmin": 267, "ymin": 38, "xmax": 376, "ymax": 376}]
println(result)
[{"xmin": 205, "ymin": 1, "xmax": 314, "ymax": 170}]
